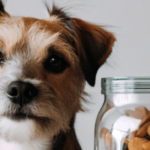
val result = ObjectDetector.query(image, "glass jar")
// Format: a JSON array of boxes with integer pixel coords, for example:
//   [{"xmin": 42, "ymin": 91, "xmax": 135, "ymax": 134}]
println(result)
[{"xmin": 94, "ymin": 77, "xmax": 150, "ymax": 150}]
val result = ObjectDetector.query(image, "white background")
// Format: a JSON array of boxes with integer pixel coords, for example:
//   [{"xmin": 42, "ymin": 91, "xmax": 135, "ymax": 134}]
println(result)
[{"xmin": 5, "ymin": 0, "xmax": 150, "ymax": 150}]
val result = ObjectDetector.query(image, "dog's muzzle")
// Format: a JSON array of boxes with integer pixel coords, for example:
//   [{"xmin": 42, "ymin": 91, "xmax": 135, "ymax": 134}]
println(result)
[{"xmin": 6, "ymin": 81, "xmax": 38, "ymax": 107}]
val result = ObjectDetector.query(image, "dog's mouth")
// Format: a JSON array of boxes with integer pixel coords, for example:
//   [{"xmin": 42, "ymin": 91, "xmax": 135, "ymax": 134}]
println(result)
[
  {"xmin": 6, "ymin": 111, "xmax": 49, "ymax": 122},
  {"xmin": 10, "ymin": 112, "xmax": 35, "ymax": 120}
]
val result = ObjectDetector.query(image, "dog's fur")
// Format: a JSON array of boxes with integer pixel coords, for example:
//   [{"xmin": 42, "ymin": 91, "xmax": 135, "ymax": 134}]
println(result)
[{"xmin": 0, "ymin": 1, "xmax": 115, "ymax": 150}]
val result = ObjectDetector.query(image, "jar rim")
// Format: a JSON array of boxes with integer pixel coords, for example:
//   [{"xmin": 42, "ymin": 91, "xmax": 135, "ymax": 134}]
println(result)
[{"xmin": 101, "ymin": 76, "xmax": 150, "ymax": 94}]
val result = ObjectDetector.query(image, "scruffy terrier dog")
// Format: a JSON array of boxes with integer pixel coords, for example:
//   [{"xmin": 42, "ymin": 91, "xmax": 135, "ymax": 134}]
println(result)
[{"xmin": 0, "ymin": 1, "xmax": 115, "ymax": 150}]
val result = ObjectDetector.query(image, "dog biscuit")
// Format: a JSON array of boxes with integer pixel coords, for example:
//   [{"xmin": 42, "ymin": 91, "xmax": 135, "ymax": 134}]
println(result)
[
  {"xmin": 142, "ymin": 141, "xmax": 150, "ymax": 150},
  {"xmin": 128, "ymin": 137, "xmax": 148, "ymax": 150},
  {"xmin": 136, "ymin": 122, "xmax": 150, "ymax": 137},
  {"xmin": 139, "ymin": 114, "xmax": 150, "ymax": 128},
  {"xmin": 126, "ymin": 106, "xmax": 149, "ymax": 119}
]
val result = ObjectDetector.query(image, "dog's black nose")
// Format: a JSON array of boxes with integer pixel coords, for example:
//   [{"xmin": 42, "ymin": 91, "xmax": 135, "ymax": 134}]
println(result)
[{"xmin": 6, "ymin": 81, "xmax": 38, "ymax": 107}]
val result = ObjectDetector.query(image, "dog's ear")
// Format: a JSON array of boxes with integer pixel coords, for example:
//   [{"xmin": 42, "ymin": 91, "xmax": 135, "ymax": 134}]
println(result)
[
  {"xmin": 73, "ymin": 19, "xmax": 116, "ymax": 86},
  {"xmin": 49, "ymin": 6, "xmax": 115, "ymax": 86},
  {"xmin": 0, "ymin": 0, "xmax": 4, "ymax": 13},
  {"xmin": 49, "ymin": 5, "xmax": 73, "ymax": 30},
  {"xmin": 0, "ymin": 0, "xmax": 8, "ymax": 16}
]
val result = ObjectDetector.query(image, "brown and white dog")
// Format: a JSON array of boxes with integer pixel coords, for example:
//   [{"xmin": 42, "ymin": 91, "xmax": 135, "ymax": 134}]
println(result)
[{"xmin": 0, "ymin": 1, "xmax": 115, "ymax": 150}]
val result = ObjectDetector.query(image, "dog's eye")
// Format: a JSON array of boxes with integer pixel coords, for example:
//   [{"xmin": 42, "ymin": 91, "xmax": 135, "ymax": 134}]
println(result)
[
  {"xmin": 44, "ymin": 55, "xmax": 68, "ymax": 73},
  {"xmin": 49, "ymin": 56, "xmax": 62, "ymax": 69}
]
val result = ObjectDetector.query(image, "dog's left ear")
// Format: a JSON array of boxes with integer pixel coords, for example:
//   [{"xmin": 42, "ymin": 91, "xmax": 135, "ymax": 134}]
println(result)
[
  {"xmin": 49, "ymin": 6, "xmax": 115, "ymax": 86},
  {"xmin": 0, "ymin": 0, "xmax": 8, "ymax": 16},
  {"xmin": 0, "ymin": 0, "xmax": 5, "ymax": 13},
  {"xmin": 73, "ymin": 19, "xmax": 116, "ymax": 86}
]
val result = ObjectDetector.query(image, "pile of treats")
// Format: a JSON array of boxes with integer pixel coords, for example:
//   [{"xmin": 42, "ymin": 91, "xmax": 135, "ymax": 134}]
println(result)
[{"xmin": 125, "ymin": 106, "xmax": 150, "ymax": 150}]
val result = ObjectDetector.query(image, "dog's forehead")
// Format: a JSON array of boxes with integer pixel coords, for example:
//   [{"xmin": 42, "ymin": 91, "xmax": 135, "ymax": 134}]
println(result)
[{"xmin": 0, "ymin": 16, "xmax": 68, "ymax": 59}]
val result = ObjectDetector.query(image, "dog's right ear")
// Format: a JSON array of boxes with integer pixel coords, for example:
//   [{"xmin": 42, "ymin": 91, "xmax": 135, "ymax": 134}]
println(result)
[
  {"xmin": 73, "ymin": 19, "xmax": 115, "ymax": 86},
  {"xmin": 0, "ymin": 0, "xmax": 4, "ymax": 13},
  {"xmin": 0, "ymin": 0, "xmax": 8, "ymax": 16}
]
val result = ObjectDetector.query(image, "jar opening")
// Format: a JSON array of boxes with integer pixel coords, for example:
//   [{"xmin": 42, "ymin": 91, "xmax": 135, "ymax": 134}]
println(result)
[{"xmin": 101, "ymin": 76, "xmax": 150, "ymax": 94}]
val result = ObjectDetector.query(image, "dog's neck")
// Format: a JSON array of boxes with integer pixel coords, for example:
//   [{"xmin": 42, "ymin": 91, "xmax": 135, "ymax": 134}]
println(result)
[
  {"xmin": 52, "ymin": 118, "xmax": 82, "ymax": 150},
  {"xmin": 52, "ymin": 127, "xmax": 81, "ymax": 150}
]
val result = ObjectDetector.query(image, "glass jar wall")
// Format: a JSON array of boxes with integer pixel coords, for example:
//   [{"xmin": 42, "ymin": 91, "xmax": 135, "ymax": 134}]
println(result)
[{"xmin": 94, "ymin": 77, "xmax": 150, "ymax": 150}]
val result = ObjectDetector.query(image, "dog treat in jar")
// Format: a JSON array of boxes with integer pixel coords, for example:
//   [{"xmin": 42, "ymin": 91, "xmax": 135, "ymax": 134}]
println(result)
[{"xmin": 94, "ymin": 77, "xmax": 150, "ymax": 150}]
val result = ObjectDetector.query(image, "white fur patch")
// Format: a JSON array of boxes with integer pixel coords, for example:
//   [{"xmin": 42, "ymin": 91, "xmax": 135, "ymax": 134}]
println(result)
[
  {"xmin": 0, "ymin": 117, "xmax": 51, "ymax": 150},
  {"xmin": 47, "ymin": 15, "xmax": 59, "ymax": 22},
  {"xmin": 24, "ymin": 78, "xmax": 41, "ymax": 85},
  {"xmin": 0, "ymin": 139, "xmax": 50, "ymax": 150},
  {"xmin": 0, "ymin": 117, "xmax": 32, "ymax": 142},
  {"xmin": 0, "ymin": 54, "xmax": 23, "ymax": 116},
  {"xmin": 2, "ymin": 54, "xmax": 23, "ymax": 81},
  {"xmin": 0, "ymin": 16, "xmax": 24, "ymax": 50},
  {"xmin": 27, "ymin": 23, "xmax": 60, "ymax": 59}
]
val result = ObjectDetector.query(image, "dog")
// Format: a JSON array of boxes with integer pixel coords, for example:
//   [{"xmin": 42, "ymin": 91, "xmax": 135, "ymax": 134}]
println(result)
[{"xmin": 0, "ymin": 1, "xmax": 115, "ymax": 150}]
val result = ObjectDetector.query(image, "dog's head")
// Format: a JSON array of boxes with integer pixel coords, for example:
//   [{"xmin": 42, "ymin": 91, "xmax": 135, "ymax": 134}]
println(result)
[{"xmin": 0, "ymin": 1, "xmax": 115, "ymax": 145}]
